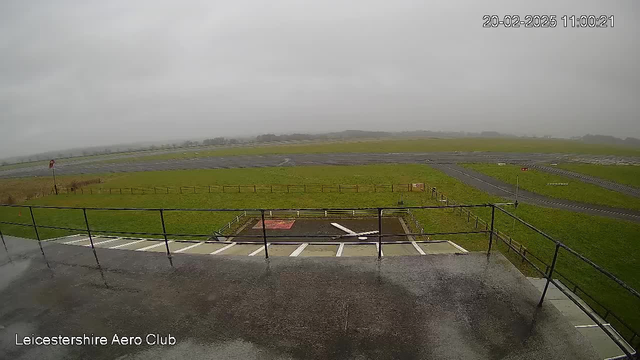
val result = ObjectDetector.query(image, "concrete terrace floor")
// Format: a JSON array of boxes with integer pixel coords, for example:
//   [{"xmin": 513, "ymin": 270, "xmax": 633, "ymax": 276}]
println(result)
[{"xmin": 0, "ymin": 236, "xmax": 599, "ymax": 360}]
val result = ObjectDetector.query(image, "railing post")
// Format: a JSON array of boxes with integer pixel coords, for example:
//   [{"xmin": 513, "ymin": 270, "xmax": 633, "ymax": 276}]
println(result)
[
  {"xmin": 0, "ymin": 228, "xmax": 8, "ymax": 253},
  {"xmin": 261, "ymin": 210, "xmax": 269, "ymax": 259},
  {"xmin": 83, "ymin": 208, "xmax": 107, "ymax": 286},
  {"xmin": 487, "ymin": 205, "xmax": 496, "ymax": 255},
  {"xmin": 29, "ymin": 206, "xmax": 50, "ymax": 269},
  {"xmin": 377, "ymin": 208, "xmax": 382, "ymax": 260},
  {"xmin": 159, "ymin": 210, "xmax": 173, "ymax": 267},
  {"xmin": 538, "ymin": 244, "xmax": 561, "ymax": 307}
]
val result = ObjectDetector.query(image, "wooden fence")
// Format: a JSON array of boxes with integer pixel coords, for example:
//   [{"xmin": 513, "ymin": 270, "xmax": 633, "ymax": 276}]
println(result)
[{"xmin": 54, "ymin": 183, "xmax": 427, "ymax": 195}]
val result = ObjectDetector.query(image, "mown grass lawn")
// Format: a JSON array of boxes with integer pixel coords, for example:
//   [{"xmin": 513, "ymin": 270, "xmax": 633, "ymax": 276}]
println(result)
[
  {"xmin": 557, "ymin": 163, "xmax": 640, "ymax": 189},
  {"xmin": 1, "ymin": 164, "xmax": 638, "ymax": 340},
  {"xmin": 463, "ymin": 163, "xmax": 640, "ymax": 211}
]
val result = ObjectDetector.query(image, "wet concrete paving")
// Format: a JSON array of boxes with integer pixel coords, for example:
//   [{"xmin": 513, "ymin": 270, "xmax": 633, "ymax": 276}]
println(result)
[{"xmin": 0, "ymin": 236, "xmax": 600, "ymax": 359}]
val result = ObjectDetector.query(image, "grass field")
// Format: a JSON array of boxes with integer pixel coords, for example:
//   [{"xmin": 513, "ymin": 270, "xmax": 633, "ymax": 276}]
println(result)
[
  {"xmin": 95, "ymin": 137, "xmax": 640, "ymax": 164},
  {"xmin": 0, "ymin": 174, "xmax": 107, "ymax": 205},
  {"xmin": 557, "ymin": 163, "xmax": 640, "ymax": 189},
  {"xmin": 1, "ymin": 164, "xmax": 638, "ymax": 340},
  {"xmin": 463, "ymin": 164, "xmax": 640, "ymax": 211}
]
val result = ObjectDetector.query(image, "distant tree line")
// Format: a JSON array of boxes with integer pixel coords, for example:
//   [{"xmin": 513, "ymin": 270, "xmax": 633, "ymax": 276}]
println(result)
[
  {"xmin": 4, "ymin": 130, "xmax": 639, "ymax": 167},
  {"xmin": 202, "ymin": 137, "xmax": 239, "ymax": 146},
  {"xmin": 580, "ymin": 134, "xmax": 640, "ymax": 147}
]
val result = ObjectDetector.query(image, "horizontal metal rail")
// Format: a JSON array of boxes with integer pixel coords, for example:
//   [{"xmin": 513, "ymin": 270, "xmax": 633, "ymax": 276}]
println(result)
[
  {"xmin": 0, "ymin": 203, "xmax": 498, "ymax": 211},
  {"xmin": 495, "ymin": 205, "xmax": 640, "ymax": 302}
]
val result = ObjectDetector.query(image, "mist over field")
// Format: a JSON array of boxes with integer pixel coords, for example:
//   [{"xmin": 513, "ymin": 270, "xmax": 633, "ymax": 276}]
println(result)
[{"xmin": 1, "ymin": 0, "xmax": 639, "ymax": 158}]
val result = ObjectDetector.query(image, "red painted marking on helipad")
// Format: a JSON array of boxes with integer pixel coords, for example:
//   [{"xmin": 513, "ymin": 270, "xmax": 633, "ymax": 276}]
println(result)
[{"xmin": 252, "ymin": 219, "xmax": 296, "ymax": 230}]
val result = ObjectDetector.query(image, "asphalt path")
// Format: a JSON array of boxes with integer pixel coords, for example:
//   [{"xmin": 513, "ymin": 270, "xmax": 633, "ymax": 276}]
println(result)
[{"xmin": 429, "ymin": 163, "xmax": 640, "ymax": 223}]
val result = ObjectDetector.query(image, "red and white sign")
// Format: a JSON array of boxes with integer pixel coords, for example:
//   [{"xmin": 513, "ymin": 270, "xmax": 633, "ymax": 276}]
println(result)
[
  {"xmin": 49, "ymin": 159, "xmax": 55, "ymax": 169},
  {"xmin": 521, "ymin": 167, "xmax": 529, "ymax": 171}
]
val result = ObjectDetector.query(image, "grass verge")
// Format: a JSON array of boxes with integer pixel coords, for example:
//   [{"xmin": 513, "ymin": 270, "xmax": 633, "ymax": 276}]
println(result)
[
  {"xmin": 463, "ymin": 163, "xmax": 640, "ymax": 211},
  {"xmin": 557, "ymin": 163, "xmax": 640, "ymax": 189}
]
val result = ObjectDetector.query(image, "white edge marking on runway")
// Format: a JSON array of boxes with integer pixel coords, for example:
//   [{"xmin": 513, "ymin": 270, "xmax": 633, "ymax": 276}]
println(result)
[
  {"xmin": 174, "ymin": 242, "xmax": 203, "ymax": 253},
  {"xmin": 136, "ymin": 241, "xmax": 172, "ymax": 251},
  {"xmin": 336, "ymin": 243, "xmax": 345, "ymax": 257},
  {"xmin": 211, "ymin": 242, "xmax": 236, "ymax": 255},
  {"xmin": 290, "ymin": 243, "xmax": 308, "ymax": 257},
  {"xmin": 249, "ymin": 243, "xmax": 270, "ymax": 256},
  {"xmin": 109, "ymin": 239, "xmax": 146, "ymax": 249},
  {"xmin": 447, "ymin": 241, "xmax": 469, "ymax": 254},
  {"xmin": 63, "ymin": 237, "xmax": 90, "ymax": 244},
  {"xmin": 411, "ymin": 241, "xmax": 426, "ymax": 255},
  {"xmin": 87, "ymin": 237, "xmax": 122, "ymax": 247}
]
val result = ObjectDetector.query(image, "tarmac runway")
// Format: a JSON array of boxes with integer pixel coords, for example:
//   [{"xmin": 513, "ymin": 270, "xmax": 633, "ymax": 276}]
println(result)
[{"xmin": 0, "ymin": 151, "xmax": 595, "ymax": 178}]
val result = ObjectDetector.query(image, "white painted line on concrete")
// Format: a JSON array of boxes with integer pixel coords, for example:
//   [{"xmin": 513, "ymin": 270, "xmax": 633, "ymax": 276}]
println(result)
[
  {"xmin": 136, "ymin": 241, "xmax": 172, "ymax": 251},
  {"xmin": 249, "ymin": 244, "xmax": 270, "ymax": 256},
  {"xmin": 87, "ymin": 237, "xmax": 122, "ymax": 247},
  {"xmin": 575, "ymin": 324, "xmax": 610, "ymax": 328},
  {"xmin": 336, "ymin": 243, "xmax": 345, "ymax": 257},
  {"xmin": 63, "ymin": 237, "xmax": 90, "ymax": 244},
  {"xmin": 447, "ymin": 241, "xmax": 469, "ymax": 254},
  {"xmin": 110, "ymin": 239, "xmax": 145, "ymax": 249},
  {"xmin": 376, "ymin": 243, "xmax": 384, "ymax": 257},
  {"xmin": 411, "ymin": 241, "xmax": 426, "ymax": 255},
  {"xmin": 174, "ymin": 242, "xmax": 203, "ymax": 253},
  {"xmin": 211, "ymin": 242, "xmax": 236, "ymax": 255},
  {"xmin": 47, "ymin": 234, "xmax": 82, "ymax": 242},
  {"xmin": 290, "ymin": 243, "xmax": 309, "ymax": 257}
]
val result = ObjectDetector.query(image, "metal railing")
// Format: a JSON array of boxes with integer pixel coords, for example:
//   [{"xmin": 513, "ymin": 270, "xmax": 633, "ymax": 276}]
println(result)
[
  {"xmin": 0, "ymin": 202, "xmax": 637, "ymax": 358},
  {"xmin": 491, "ymin": 205, "xmax": 638, "ymax": 359}
]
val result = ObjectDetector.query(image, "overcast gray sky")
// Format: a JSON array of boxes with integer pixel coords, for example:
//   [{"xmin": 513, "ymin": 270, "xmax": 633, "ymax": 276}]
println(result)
[{"xmin": 1, "ymin": 0, "xmax": 638, "ymax": 157}]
